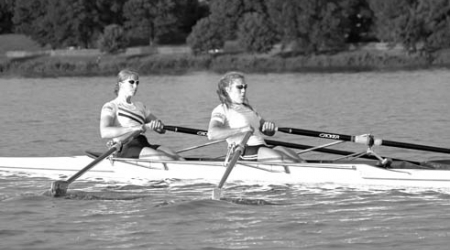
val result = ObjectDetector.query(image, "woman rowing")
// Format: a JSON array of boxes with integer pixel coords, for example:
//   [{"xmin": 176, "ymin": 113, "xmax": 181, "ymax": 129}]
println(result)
[
  {"xmin": 100, "ymin": 69, "xmax": 182, "ymax": 160},
  {"xmin": 207, "ymin": 71, "xmax": 304, "ymax": 163}
]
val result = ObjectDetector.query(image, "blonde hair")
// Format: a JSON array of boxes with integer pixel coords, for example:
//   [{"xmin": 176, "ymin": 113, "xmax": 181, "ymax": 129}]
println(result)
[
  {"xmin": 216, "ymin": 71, "xmax": 251, "ymax": 109},
  {"xmin": 114, "ymin": 69, "xmax": 139, "ymax": 96}
]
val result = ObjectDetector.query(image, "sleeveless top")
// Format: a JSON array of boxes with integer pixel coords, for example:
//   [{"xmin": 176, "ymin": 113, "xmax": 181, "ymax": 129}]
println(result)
[
  {"xmin": 101, "ymin": 99, "xmax": 151, "ymax": 128},
  {"xmin": 210, "ymin": 103, "xmax": 266, "ymax": 146}
]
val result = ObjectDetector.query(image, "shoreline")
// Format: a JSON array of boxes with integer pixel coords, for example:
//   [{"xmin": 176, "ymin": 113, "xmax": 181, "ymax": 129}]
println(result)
[{"xmin": 1, "ymin": 49, "xmax": 449, "ymax": 78}]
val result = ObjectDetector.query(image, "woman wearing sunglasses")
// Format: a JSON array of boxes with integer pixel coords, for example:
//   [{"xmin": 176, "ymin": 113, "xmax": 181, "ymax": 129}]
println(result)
[
  {"xmin": 100, "ymin": 69, "xmax": 182, "ymax": 160},
  {"xmin": 207, "ymin": 71, "xmax": 303, "ymax": 163}
]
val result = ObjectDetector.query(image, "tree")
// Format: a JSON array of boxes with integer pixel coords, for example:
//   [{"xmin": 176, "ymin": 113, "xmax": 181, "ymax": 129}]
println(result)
[
  {"xmin": 267, "ymin": 0, "xmax": 350, "ymax": 55},
  {"xmin": 171, "ymin": 0, "xmax": 210, "ymax": 44},
  {"xmin": 208, "ymin": 0, "xmax": 267, "ymax": 40},
  {"xmin": 368, "ymin": 0, "xmax": 424, "ymax": 50},
  {"xmin": 186, "ymin": 17, "xmax": 224, "ymax": 54},
  {"xmin": 0, "ymin": 0, "xmax": 14, "ymax": 33},
  {"xmin": 94, "ymin": 0, "xmax": 126, "ymax": 28},
  {"xmin": 41, "ymin": 0, "xmax": 98, "ymax": 48},
  {"xmin": 368, "ymin": 0, "xmax": 450, "ymax": 52},
  {"xmin": 13, "ymin": 0, "xmax": 101, "ymax": 49},
  {"xmin": 237, "ymin": 12, "xmax": 277, "ymax": 53},
  {"xmin": 98, "ymin": 24, "xmax": 129, "ymax": 53},
  {"xmin": 123, "ymin": 0, "xmax": 178, "ymax": 45},
  {"xmin": 415, "ymin": 0, "xmax": 450, "ymax": 52},
  {"xmin": 341, "ymin": 0, "xmax": 375, "ymax": 43},
  {"xmin": 13, "ymin": 0, "xmax": 48, "ymax": 45}
]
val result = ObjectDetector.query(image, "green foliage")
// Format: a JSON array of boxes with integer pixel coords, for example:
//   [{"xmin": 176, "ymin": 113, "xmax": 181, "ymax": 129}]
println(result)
[
  {"xmin": 98, "ymin": 24, "xmax": 129, "ymax": 54},
  {"xmin": 0, "ymin": 0, "xmax": 14, "ymax": 33},
  {"xmin": 368, "ymin": 0, "xmax": 450, "ymax": 52},
  {"xmin": 266, "ymin": 0, "xmax": 350, "ymax": 55},
  {"xmin": 13, "ymin": 0, "xmax": 100, "ymax": 49},
  {"xmin": 123, "ymin": 0, "xmax": 178, "ymax": 45},
  {"xmin": 207, "ymin": 0, "xmax": 268, "ymax": 41},
  {"xmin": 10, "ymin": 0, "xmax": 205, "ymax": 49},
  {"xmin": 7, "ymin": 0, "xmax": 450, "ymax": 56},
  {"xmin": 416, "ymin": 0, "xmax": 450, "ymax": 52},
  {"xmin": 12, "ymin": 0, "xmax": 48, "ymax": 46},
  {"xmin": 237, "ymin": 13, "xmax": 277, "ymax": 53},
  {"xmin": 186, "ymin": 17, "xmax": 224, "ymax": 54},
  {"xmin": 342, "ymin": 0, "xmax": 375, "ymax": 43},
  {"xmin": 171, "ymin": 0, "xmax": 210, "ymax": 44}
]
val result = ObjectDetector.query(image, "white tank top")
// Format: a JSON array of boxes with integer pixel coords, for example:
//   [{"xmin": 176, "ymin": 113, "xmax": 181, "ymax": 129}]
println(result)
[{"xmin": 210, "ymin": 104, "xmax": 266, "ymax": 146}]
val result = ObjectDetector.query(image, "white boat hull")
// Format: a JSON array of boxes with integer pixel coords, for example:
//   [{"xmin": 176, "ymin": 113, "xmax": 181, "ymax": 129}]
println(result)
[{"xmin": 2, "ymin": 155, "xmax": 450, "ymax": 191}]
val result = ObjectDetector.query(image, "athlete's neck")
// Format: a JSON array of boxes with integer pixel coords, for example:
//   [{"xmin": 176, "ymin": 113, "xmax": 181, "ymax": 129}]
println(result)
[{"xmin": 117, "ymin": 95, "xmax": 132, "ymax": 104}]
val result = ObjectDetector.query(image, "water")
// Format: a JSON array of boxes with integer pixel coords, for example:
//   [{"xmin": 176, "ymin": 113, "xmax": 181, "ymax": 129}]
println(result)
[{"xmin": 1, "ymin": 71, "xmax": 450, "ymax": 249}]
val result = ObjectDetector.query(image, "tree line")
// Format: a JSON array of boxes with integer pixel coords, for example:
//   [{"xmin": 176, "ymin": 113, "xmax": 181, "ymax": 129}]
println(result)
[{"xmin": 1, "ymin": 0, "xmax": 450, "ymax": 55}]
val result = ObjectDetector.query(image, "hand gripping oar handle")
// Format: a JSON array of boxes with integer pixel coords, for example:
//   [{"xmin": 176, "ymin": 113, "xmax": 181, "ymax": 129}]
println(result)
[
  {"xmin": 277, "ymin": 127, "xmax": 450, "ymax": 154},
  {"xmin": 212, "ymin": 131, "xmax": 252, "ymax": 200},
  {"xmin": 50, "ymin": 130, "xmax": 141, "ymax": 197}
]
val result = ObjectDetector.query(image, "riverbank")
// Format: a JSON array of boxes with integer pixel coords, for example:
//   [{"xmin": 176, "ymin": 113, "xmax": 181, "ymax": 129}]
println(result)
[{"xmin": 2, "ymin": 45, "xmax": 450, "ymax": 77}]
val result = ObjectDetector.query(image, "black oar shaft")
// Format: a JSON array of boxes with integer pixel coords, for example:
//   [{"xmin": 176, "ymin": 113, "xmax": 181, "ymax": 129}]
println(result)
[
  {"xmin": 66, "ymin": 146, "xmax": 117, "ymax": 184},
  {"xmin": 163, "ymin": 125, "xmax": 421, "ymax": 163},
  {"xmin": 164, "ymin": 125, "xmax": 208, "ymax": 137},
  {"xmin": 265, "ymin": 139, "xmax": 419, "ymax": 164},
  {"xmin": 278, "ymin": 127, "xmax": 450, "ymax": 154},
  {"xmin": 379, "ymin": 139, "xmax": 450, "ymax": 154},
  {"xmin": 213, "ymin": 131, "xmax": 252, "ymax": 200},
  {"xmin": 277, "ymin": 127, "xmax": 355, "ymax": 142},
  {"xmin": 51, "ymin": 130, "xmax": 141, "ymax": 197},
  {"xmin": 217, "ymin": 132, "xmax": 252, "ymax": 189}
]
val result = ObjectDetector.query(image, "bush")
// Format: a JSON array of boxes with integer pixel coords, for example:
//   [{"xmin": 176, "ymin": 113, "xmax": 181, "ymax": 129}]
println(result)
[
  {"xmin": 187, "ymin": 18, "xmax": 225, "ymax": 54},
  {"xmin": 98, "ymin": 24, "xmax": 129, "ymax": 54}
]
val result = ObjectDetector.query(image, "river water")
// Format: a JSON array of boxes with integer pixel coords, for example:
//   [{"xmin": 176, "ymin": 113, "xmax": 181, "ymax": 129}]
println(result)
[{"xmin": 1, "ymin": 70, "xmax": 450, "ymax": 249}]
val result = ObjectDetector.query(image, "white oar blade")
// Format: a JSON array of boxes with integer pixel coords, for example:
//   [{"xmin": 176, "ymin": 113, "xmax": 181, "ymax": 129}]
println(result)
[{"xmin": 212, "ymin": 188, "xmax": 223, "ymax": 200}]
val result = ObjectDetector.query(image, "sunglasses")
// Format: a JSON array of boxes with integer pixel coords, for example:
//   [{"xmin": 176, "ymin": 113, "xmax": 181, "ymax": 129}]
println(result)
[
  {"xmin": 235, "ymin": 84, "xmax": 247, "ymax": 90},
  {"xmin": 125, "ymin": 80, "xmax": 139, "ymax": 85}
]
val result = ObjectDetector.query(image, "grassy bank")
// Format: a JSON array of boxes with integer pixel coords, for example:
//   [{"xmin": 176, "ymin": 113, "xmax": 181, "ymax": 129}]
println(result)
[
  {"xmin": 2, "ymin": 34, "xmax": 450, "ymax": 77},
  {"xmin": 2, "ymin": 50, "xmax": 447, "ymax": 78}
]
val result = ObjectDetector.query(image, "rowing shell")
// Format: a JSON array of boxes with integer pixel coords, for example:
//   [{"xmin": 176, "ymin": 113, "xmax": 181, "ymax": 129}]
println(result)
[{"xmin": 2, "ymin": 154, "xmax": 450, "ymax": 191}]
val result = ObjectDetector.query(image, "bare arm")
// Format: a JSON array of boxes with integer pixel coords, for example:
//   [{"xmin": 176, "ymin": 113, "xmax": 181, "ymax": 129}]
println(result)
[
  {"xmin": 207, "ymin": 119, "xmax": 253, "ymax": 141},
  {"xmin": 100, "ymin": 111, "xmax": 142, "ymax": 139}
]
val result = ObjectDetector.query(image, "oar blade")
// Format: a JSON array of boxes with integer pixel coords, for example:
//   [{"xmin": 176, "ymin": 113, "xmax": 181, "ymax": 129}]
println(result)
[
  {"xmin": 50, "ymin": 180, "xmax": 69, "ymax": 197},
  {"xmin": 212, "ymin": 131, "xmax": 252, "ymax": 200},
  {"xmin": 212, "ymin": 188, "xmax": 223, "ymax": 200},
  {"xmin": 50, "ymin": 130, "xmax": 141, "ymax": 198}
]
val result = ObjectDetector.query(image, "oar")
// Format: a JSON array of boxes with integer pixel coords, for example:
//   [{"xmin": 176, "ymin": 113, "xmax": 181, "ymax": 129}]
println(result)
[
  {"xmin": 163, "ymin": 125, "xmax": 418, "ymax": 163},
  {"xmin": 212, "ymin": 131, "xmax": 252, "ymax": 200},
  {"xmin": 265, "ymin": 139, "xmax": 419, "ymax": 164},
  {"xmin": 50, "ymin": 130, "xmax": 141, "ymax": 197},
  {"xmin": 164, "ymin": 125, "xmax": 208, "ymax": 137},
  {"xmin": 277, "ymin": 127, "xmax": 450, "ymax": 154}
]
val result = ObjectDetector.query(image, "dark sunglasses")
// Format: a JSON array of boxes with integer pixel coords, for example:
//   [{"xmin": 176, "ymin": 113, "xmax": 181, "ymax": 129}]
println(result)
[
  {"xmin": 126, "ymin": 80, "xmax": 139, "ymax": 85},
  {"xmin": 235, "ymin": 84, "xmax": 247, "ymax": 90}
]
